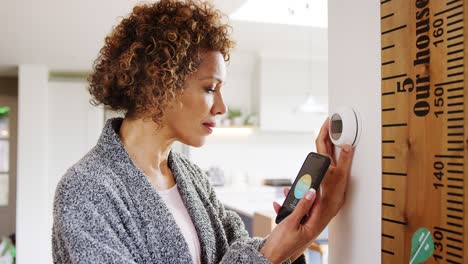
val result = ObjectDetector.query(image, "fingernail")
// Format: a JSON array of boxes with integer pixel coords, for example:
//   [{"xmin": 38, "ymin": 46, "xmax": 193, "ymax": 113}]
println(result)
[
  {"xmin": 305, "ymin": 188, "xmax": 316, "ymax": 200},
  {"xmin": 342, "ymin": 144, "xmax": 352, "ymax": 153}
]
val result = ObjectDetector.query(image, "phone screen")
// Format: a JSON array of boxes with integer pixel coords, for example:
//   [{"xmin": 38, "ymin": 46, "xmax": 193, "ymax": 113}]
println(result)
[{"xmin": 275, "ymin": 152, "xmax": 330, "ymax": 224}]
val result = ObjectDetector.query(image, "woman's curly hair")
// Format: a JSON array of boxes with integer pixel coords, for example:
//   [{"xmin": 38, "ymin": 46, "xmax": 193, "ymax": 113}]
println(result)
[{"xmin": 88, "ymin": 0, "xmax": 234, "ymax": 125}]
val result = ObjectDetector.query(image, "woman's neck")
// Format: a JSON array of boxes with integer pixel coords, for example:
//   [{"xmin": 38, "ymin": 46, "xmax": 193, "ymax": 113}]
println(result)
[{"xmin": 118, "ymin": 117, "xmax": 176, "ymax": 190}]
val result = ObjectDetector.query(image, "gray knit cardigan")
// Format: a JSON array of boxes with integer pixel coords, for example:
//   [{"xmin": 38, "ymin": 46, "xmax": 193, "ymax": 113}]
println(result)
[{"xmin": 52, "ymin": 118, "xmax": 305, "ymax": 264}]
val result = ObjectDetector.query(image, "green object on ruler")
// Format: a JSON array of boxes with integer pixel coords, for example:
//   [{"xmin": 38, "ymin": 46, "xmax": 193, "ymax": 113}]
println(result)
[
  {"xmin": 0, "ymin": 106, "xmax": 9, "ymax": 116},
  {"xmin": 409, "ymin": 228, "xmax": 434, "ymax": 264}
]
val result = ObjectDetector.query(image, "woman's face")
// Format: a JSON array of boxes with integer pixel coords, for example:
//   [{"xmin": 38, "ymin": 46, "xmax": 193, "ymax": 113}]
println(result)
[{"xmin": 163, "ymin": 51, "xmax": 227, "ymax": 147}]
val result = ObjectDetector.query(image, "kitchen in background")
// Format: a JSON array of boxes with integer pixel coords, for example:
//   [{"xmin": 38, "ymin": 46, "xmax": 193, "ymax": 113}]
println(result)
[{"xmin": 4, "ymin": 1, "xmax": 330, "ymax": 263}]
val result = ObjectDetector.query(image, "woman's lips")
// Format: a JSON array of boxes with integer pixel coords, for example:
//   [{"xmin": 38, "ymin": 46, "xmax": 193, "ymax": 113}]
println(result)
[{"xmin": 202, "ymin": 122, "xmax": 215, "ymax": 133}]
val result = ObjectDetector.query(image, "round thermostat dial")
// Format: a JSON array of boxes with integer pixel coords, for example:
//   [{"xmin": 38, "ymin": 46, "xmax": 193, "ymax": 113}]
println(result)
[{"xmin": 328, "ymin": 107, "xmax": 361, "ymax": 147}]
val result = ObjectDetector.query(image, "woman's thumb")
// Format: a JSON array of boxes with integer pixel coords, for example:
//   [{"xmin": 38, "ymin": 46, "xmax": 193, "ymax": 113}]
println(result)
[{"xmin": 289, "ymin": 188, "xmax": 316, "ymax": 224}]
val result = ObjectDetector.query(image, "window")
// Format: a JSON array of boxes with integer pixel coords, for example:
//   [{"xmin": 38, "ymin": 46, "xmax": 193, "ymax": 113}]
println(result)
[{"xmin": 0, "ymin": 106, "xmax": 10, "ymax": 206}]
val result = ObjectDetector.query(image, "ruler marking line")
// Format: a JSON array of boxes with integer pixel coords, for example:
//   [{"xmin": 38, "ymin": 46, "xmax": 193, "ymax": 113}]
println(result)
[
  {"xmin": 448, "ymin": 133, "xmax": 464, "ymax": 136},
  {"xmin": 447, "ymin": 26, "xmax": 463, "ymax": 34},
  {"xmin": 434, "ymin": 4, "xmax": 463, "ymax": 16},
  {"xmin": 447, "ymin": 236, "xmax": 463, "ymax": 243},
  {"xmin": 448, "ymin": 192, "xmax": 463, "ymax": 197},
  {"xmin": 447, "ymin": 214, "xmax": 463, "ymax": 220},
  {"xmin": 448, "ymin": 140, "xmax": 464, "ymax": 143},
  {"xmin": 448, "ymin": 148, "xmax": 464, "ymax": 152},
  {"xmin": 447, "ymin": 251, "xmax": 463, "ymax": 258},
  {"xmin": 383, "ymin": 171, "xmax": 407, "ymax": 176},
  {"xmin": 447, "ymin": 170, "xmax": 464, "ymax": 174},
  {"xmin": 447, "ymin": 199, "xmax": 463, "ymax": 204},
  {"xmin": 435, "ymin": 79, "xmax": 463, "ymax": 86},
  {"xmin": 447, "ymin": 178, "xmax": 464, "ymax": 182},
  {"xmin": 447, "ymin": 11, "xmax": 463, "ymax": 19},
  {"xmin": 435, "ymin": 226, "xmax": 462, "ymax": 235},
  {"xmin": 448, "ymin": 102, "xmax": 464, "ymax": 106},
  {"xmin": 382, "ymin": 73, "xmax": 407, "ymax": 80},
  {"xmin": 382, "ymin": 60, "xmax": 395, "ymax": 66},
  {"xmin": 447, "ymin": 244, "xmax": 463, "ymax": 251},
  {"xmin": 382, "ymin": 107, "xmax": 395, "ymax": 112},
  {"xmin": 447, "ymin": 64, "xmax": 464, "ymax": 71},
  {"xmin": 435, "ymin": 154, "xmax": 464, "ymax": 159},
  {"xmin": 447, "ymin": 41, "xmax": 464, "ymax": 48},
  {"xmin": 448, "ymin": 118, "xmax": 464, "ymax": 122},
  {"xmin": 381, "ymin": 249, "xmax": 394, "ymax": 255},
  {"xmin": 447, "ymin": 18, "xmax": 463, "ymax": 26},
  {"xmin": 382, "ymin": 25, "xmax": 407, "ymax": 35},
  {"xmin": 447, "ymin": 0, "xmax": 461, "ymax": 5},
  {"xmin": 381, "ymin": 13, "xmax": 394, "ymax": 20},
  {"xmin": 447, "ymin": 56, "xmax": 464, "ymax": 62},
  {"xmin": 447, "ymin": 49, "xmax": 464, "ymax": 55},
  {"xmin": 447, "ymin": 72, "xmax": 463, "ymax": 78},
  {"xmin": 382, "ymin": 217, "xmax": 407, "ymax": 225},
  {"xmin": 382, "ymin": 123, "xmax": 407, "ymax": 127},
  {"xmin": 382, "ymin": 233, "xmax": 395, "ymax": 239},
  {"xmin": 382, "ymin": 44, "xmax": 395, "ymax": 50},
  {"xmin": 447, "ymin": 109, "xmax": 464, "ymax": 114},
  {"xmin": 448, "ymin": 94, "xmax": 464, "ymax": 99},
  {"xmin": 447, "ymin": 72, "xmax": 464, "ymax": 78}
]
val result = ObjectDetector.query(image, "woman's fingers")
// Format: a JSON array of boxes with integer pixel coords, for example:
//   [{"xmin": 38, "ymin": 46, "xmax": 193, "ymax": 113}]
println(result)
[
  {"xmin": 288, "ymin": 188, "xmax": 317, "ymax": 225},
  {"xmin": 336, "ymin": 145, "xmax": 354, "ymax": 176},
  {"xmin": 273, "ymin": 202, "xmax": 281, "ymax": 214},
  {"xmin": 315, "ymin": 118, "xmax": 337, "ymax": 166},
  {"xmin": 315, "ymin": 118, "xmax": 329, "ymax": 154},
  {"xmin": 272, "ymin": 188, "xmax": 291, "ymax": 214}
]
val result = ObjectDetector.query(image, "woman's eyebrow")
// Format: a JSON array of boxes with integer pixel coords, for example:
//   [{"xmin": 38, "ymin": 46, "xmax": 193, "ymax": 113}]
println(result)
[{"xmin": 198, "ymin": 77, "xmax": 223, "ymax": 83}]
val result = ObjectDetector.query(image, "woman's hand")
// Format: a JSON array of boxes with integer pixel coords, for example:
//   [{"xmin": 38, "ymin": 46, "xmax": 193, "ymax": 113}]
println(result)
[{"xmin": 261, "ymin": 118, "xmax": 355, "ymax": 263}]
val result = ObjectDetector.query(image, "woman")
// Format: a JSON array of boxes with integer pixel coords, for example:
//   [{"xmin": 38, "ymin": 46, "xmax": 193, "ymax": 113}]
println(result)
[{"xmin": 52, "ymin": 1, "xmax": 354, "ymax": 263}]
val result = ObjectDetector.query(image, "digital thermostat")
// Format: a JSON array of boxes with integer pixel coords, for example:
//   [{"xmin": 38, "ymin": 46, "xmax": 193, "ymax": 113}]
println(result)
[{"xmin": 329, "ymin": 107, "xmax": 361, "ymax": 147}]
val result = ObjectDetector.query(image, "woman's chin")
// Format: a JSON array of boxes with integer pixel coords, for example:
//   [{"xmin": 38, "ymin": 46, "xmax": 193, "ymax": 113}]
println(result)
[{"xmin": 182, "ymin": 136, "xmax": 206, "ymax": 148}]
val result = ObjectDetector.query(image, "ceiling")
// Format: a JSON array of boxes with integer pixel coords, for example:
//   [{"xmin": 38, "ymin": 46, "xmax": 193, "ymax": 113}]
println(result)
[{"xmin": 0, "ymin": 0, "xmax": 327, "ymax": 74}]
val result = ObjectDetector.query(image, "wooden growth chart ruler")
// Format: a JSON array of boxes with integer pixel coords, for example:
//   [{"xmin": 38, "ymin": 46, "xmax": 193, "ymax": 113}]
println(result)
[{"xmin": 381, "ymin": 0, "xmax": 467, "ymax": 263}]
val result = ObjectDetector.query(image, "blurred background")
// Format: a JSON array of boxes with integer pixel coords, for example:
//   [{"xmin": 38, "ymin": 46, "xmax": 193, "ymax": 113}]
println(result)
[{"xmin": 0, "ymin": 0, "xmax": 329, "ymax": 263}]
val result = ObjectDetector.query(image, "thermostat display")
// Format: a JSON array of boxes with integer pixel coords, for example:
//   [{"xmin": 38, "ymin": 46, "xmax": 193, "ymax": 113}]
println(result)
[{"xmin": 328, "ymin": 107, "xmax": 361, "ymax": 147}]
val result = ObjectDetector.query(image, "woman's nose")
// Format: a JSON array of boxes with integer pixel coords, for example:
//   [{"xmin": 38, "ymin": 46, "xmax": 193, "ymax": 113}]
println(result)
[{"xmin": 212, "ymin": 92, "xmax": 227, "ymax": 116}]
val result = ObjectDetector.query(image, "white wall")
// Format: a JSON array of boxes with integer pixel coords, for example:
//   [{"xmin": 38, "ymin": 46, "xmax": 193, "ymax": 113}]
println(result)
[
  {"xmin": 17, "ymin": 69, "xmax": 104, "ymax": 264},
  {"xmin": 17, "ymin": 65, "xmax": 50, "ymax": 264},
  {"xmin": 328, "ymin": 0, "xmax": 381, "ymax": 263},
  {"xmin": 47, "ymin": 80, "xmax": 104, "ymax": 201}
]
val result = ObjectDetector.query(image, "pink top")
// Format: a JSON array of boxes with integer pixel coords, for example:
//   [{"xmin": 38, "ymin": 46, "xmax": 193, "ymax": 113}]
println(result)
[{"xmin": 158, "ymin": 184, "xmax": 202, "ymax": 264}]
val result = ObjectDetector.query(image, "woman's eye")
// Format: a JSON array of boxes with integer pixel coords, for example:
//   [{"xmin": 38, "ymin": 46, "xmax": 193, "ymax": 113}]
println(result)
[{"xmin": 205, "ymin": 87, "xmax": 216, "ymax": 93}]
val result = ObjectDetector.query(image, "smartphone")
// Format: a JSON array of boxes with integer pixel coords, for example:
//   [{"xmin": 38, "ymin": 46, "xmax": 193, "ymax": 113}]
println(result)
[{"xmin": 275, "ymin": 152, "xmax": 331, "ymax": 224}]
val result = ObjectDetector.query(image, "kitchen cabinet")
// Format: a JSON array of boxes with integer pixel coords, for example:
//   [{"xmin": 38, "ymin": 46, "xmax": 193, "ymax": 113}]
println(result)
[{"xmin": 257, "ymin": 56, "xmax": 328, "ymax": 133}]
